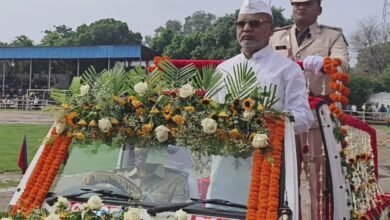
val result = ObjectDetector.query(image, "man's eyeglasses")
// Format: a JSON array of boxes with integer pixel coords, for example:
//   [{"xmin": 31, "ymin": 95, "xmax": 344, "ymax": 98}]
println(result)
[{"xmin": 235, "ymin": 19, "xmax": 272, "ymax": 28}]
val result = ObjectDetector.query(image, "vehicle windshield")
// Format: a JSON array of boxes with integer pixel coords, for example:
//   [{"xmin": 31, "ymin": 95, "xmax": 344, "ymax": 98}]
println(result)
[{"xmin": 51, "ymin": 140, "xmax": 249, "ymax": 211}]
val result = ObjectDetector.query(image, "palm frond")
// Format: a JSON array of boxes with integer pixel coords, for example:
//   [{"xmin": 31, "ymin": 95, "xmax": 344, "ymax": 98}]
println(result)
[
  {"xmin": 193, "ymin": 65, "xmax": 223, "ymax": 98},
  {"xmin": 50, "ymin": 88, "xmax": 69, "ymax": 103},
  {"xmin": 158, "ymin": 60, "xmax": 197, "ymax": 88},
  {"xmin": 259, "ymin": 84, "xmax": 279, "ymax": 108},
  {"xmin": 223, "ymin": 62, "xmax": 258, "ymax": 102},
  {"xmin": 81, "ymin": 66, "xmax": 100, "ymax": 87},
  {"xmin": 69, "ymin": 76, "xmax": 81, "ymax": 96}
]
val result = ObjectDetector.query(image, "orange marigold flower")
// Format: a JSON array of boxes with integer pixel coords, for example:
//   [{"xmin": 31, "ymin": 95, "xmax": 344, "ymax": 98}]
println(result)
[
  {"xmin": 150, "ymin": 107, "xmax": 159, "ymax": 115},
  {"xmin": 339, "ymin": 127, "xmax": 348, "ymax": 136},
  {"xmin": 65, "ymin": 112, "xmax": 79, "ymax": 126},
  {"xmin": 136, "ymin": 108, "xmax": 145, "ymax": 117}
]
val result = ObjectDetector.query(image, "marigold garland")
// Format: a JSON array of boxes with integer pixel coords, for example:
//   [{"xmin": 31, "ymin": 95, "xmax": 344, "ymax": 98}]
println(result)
[
  {"xmin": 323, "ymin": 57, "xmax": 350, "ymax": 124},
  {"xmin": 11, "ymin": 128, "xmax": 72, "ymax": 216},
  {"xmin": 246, "ymin": 117, "xmax": 284, "ymax": 220}
]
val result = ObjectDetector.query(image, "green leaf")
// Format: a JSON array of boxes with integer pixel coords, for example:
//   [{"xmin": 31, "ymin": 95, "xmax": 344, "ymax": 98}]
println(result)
[
  {"xmin": 223, "ymin": 62, "xmax": 258, "ymax": 102},
  {"xmin": 193, "ymin": 64, "xmax": 223, "ymax": 98}
]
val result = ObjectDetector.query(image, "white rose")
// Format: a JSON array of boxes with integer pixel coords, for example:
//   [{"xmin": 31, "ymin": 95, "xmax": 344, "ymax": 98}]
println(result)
[
  {"xmin": 80, "ymin": 84, "xmax": 90, "ymax": 96},
  {"xmin": 174, "ymin": 209, "xmax": 188, "ymax": 220},
  {"xmin": 134, "ymin": 82, "xmax": 148, "ymax": 96},
  {"xmin": 54, "ymin": 196, "xmax": 70, "ymax": 209},
  {"xmin": 87, "ymin": 195, "xmax": 103, "ymax": 210},
  {"xmin": 98, "ymin": 118, "xmax": 112, "ymax": 133},
  {"xmin": 179, "ymin": 84, "xmax": 194, "ymax": 98},
  {"xmin": 44, "ymin": 214, "xmax": 61, "ymax": 220},
  {"xmin": 155, "ymin": 125, "xmax": 170, "ymax": 143},
  {"xmin": 54, "ymin": 121, "xmax": 65, "ymax": 134},
  {"xmin": 201, "ymin": 118, "xmax": 218, "ymax": 134},
  {"xmin": 124, "ymin": 207, "xmax": 141, "ymax": 220},
  {"xmin": 243, "ymin": 110, "xmax": 256, "ymax": 121},
  {"xmin": 252, "ymin": 133, "xmax": 268, "ymax": 149},
  {"xmin": 1, "ymin": 218, "xmax": 13, "ymax": 220}
]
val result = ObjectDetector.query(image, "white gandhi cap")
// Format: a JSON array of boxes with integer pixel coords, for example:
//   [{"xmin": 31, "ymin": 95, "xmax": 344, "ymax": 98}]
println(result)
[{"xmin": 239, "ymin": 0, "xmax": 273, "ymax": 17}]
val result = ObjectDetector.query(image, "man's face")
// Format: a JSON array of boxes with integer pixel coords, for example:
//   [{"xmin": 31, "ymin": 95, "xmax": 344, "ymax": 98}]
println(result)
[
  {"xmin": 236, "ymin": 13, "xmax": 273, "ymax": 56},
  {"xmin": 292, "ymin": 0, "xmax": 321, "ymax": 28}
]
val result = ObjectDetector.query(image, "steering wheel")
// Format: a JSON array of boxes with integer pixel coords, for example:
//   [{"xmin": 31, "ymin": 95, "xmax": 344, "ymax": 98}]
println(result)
[{"xmin": 81, "ymin": 171, "xmax": 142, "ymax": 199}]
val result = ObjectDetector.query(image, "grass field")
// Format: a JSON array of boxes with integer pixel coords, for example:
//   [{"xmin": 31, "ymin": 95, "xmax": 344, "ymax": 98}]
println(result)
[{"xmin": 0, "ymin": 124, "xmax": 51, "ymax": 173}]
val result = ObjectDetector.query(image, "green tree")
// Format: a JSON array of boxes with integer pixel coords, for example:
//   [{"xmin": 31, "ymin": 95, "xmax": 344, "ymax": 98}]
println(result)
[
  {"xmin": 183, "ymin": 10, "xmax": 216, "ymax": 35},
  {"xmin": 40, "ymin": 25, "xmax": 76, "ymax": 46},
  {"xmin": 348, "ymin": 75, "xmax": 373, "ymax": 106},
  {"xmin": 272, "ymin": 7, "xmax": 293, "ymax": 28},
  {"xmin": 74, "ymin": 18, "xmax": 142, "ymax": 45},
  {"xmin": 10, "ymin": 35, "xmax": 34, "ymax": 47}
]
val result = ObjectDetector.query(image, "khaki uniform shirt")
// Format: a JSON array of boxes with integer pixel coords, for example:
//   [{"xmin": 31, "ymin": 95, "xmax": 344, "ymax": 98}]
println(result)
[
  {"xmin": 270, "ymin": 22, "xmax": 349, "ymax": 96},
  {"xmin": 125, "ymin": 164, "xmax": 189, "ymax": 203}
]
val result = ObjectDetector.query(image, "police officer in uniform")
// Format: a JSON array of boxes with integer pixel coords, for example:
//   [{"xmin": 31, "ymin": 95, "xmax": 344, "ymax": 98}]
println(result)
[{"xmin": 270, "ymin": 0, "xmax": 349, "ymax": 219}]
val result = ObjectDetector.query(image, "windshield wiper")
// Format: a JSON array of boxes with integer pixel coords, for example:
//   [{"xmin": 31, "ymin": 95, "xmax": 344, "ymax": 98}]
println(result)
[
  {"xmin": 146, "ymin": 198, "xmax": 246, "ymax": 216},
  {"xmin": 46, "ymin": 186, "xmax": 136, "ymax": 206}
]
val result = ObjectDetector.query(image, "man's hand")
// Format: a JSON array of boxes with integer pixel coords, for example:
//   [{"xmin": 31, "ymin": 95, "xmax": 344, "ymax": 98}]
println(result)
[{"xmin": 303, "ymin": 55, "xmax": 324, "ymax": 74}]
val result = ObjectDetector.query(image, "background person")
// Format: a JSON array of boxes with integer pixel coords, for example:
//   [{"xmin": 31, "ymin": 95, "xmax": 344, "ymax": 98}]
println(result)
[
  {"xmin": 207, "ymin": 0, "xmax": 313, "ymax": 206},
  {"xmin": 270, "ymin": 0, "xmax": 349, "ymax": 218}
]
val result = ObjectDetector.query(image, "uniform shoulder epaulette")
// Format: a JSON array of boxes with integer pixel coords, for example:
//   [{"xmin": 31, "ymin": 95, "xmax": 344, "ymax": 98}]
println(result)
[
  {"xmin": 274, "ymin": 25, "xmax": 292, "ymax": 32},
  {"xmin": 319, "ymin": 24, "xmax": 343, "ymax": 32}
]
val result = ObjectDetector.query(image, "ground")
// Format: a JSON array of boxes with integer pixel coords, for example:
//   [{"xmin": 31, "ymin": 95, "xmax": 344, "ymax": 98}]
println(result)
[{"xmin": 0, "ymin": 111, "xmax": 389, "ymax": 214}]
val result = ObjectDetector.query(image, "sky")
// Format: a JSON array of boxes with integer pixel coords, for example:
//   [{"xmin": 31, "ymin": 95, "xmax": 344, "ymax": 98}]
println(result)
[{"xmin": 0, "ymin": 0, "xmax": 384, "ymax": 64}]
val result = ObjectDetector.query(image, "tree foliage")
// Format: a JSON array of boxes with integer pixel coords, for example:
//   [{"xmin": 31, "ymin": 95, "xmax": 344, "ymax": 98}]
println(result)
[
  {"xmin": 348, "ymin": 75, "xmax": 373, "ymax": 106},
  {"xmin": 146, "ymin": 7, "xmax": 292, "ymax": 60}
]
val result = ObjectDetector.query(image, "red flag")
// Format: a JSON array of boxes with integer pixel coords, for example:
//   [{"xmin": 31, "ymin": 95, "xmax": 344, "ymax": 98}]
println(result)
[{"xmin": 18, "ymin": 135, "xmax": 28, "ymax": 174}]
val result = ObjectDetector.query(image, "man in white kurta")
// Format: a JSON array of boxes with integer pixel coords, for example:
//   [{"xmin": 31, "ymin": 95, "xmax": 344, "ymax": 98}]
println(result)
[{"xmin": 206, "ymin": 0, "xmax": 313, "ymax": 206}]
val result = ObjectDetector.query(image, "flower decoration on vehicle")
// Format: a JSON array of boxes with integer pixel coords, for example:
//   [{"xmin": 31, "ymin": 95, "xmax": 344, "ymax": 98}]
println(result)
[
  {"xmin": 323, "ymin": 57, "xmax": 350, "ymax": 124},
  {"xmin": 50, "ymin": 59, "xmax": 285, "ymax": 158},
  {"xmin": 338, "ymin": 126, "xmax": 387, "ymax": 219},
  {"xmin": 7, "ymin": 195, "xmax": 189, "ymax": 220}
]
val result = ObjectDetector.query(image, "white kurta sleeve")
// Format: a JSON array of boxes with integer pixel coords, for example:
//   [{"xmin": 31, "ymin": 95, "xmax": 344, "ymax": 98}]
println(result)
[{"xmin": 283, "ymin": 64, "xmax": 314, "ymax": 134}]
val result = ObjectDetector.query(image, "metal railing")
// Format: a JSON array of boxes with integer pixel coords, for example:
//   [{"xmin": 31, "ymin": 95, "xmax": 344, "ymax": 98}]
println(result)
[{"xmin": 343, "ymin": 110, "xmax": 390, "ymax": 125}]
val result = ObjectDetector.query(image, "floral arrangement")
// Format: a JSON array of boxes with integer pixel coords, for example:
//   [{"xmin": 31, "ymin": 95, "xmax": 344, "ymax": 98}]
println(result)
[
  {"xmin": 323, "ymin": 57, "xmax": 350, "ymax": 124},
  {"xmin": 8, "ymin": 58, "xmax": 287, "ymax": 218},
  {"xmin": 49, "ymin": 58, "xmax": 284, "ymax": 158},
  {"xmin": 4, "ymin": 195, "xmax": 189, "ymax": 220}
]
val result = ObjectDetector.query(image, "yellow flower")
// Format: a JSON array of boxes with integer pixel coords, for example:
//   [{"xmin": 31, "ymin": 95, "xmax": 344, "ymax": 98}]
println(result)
[
  {"xmin": 110, "ymin": 118, "xmax": 120, "ymax": 126},
  {"xmin": 131, "ymin": 100, "xmax": 143, "ymax": 109},
  {"xmin": 62, "ymin": 103, "xmax": 71, "ymax": 110},
  {"xmin": 172, "ymin": 115, "xmax": 185, "ymax": 125},
  {"xmin": 77, "ymin": 119, "xmax": 87, "ymax": 127},
  {"xmin": 65, "ymin": 112, "xmax": 79, "ymax": 126},
  {"xmin": 142, "ymin": 124, "xmax": 153, "ymax": 134},
  {"xmin": 75, "ymin": 132, "xmax": 85, "ymax": 141},
  {"xmin": 257, "ymin": 104, "xmax": 264, "ymax": 112},
  {"xmin": 127, "ymin": 96, "xmax": 138, "ymax": 103},
  {"xmin": 218, "ymin": 111, "xmax": 229, "ymax": 118},
  {"xmin": 112, "ymin": 96, "xmax": 126, "ymax": 106},
  {"xmin": 183, "ymin": 106, "xmax": 195, "ymax": 112},
  {"xmin": 88, "ymin": 120, "xmax": 97, "ymax": 127},
  {"xmin": 150, "ymin": 107, "xmax": 159, "ymax": 115},
  {"xmin": 242, "ymin": 98, "xmax": 254, "ymax": 111},
  {"xmin": 163, "ymin": 105, "xmax": 173, "ymax": 120},
  {"xmin": 229, "ymin": 129, "xmax": 241, "ymax": 139}
]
